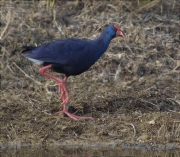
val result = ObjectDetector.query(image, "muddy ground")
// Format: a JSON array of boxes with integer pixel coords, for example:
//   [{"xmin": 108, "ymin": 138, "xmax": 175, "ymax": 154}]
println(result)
[{"xmin": 1, "ymin": 0, "xmax": 180, "ymax": 149}]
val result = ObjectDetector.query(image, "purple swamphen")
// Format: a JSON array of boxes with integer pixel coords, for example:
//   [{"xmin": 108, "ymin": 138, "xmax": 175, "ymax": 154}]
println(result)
[{"xmin": 22, "ymin": 23, "xmax": 125, "ymax": 120}]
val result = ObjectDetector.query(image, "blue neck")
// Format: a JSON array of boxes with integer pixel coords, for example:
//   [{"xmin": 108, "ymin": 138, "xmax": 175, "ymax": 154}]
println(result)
[{"xmin": 92, "ymin": 30, "xmax": 114, "ymax": 59}]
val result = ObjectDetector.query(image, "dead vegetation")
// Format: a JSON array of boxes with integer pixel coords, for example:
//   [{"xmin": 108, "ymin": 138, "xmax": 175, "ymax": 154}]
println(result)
[{"xmin": 0, "ymin": 0, "xmax": 180, "ymax": 148}]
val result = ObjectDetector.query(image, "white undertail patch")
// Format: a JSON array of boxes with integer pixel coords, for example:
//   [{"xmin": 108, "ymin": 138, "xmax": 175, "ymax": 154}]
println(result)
[{"xmin": 27, "ymin": 58, "xmax": 44, "ymax": 65}]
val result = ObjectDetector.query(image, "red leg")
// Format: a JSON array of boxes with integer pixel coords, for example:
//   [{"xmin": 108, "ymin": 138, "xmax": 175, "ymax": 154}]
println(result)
[{"xmin": 39, "ymin": 64, "xmax": 93, "ymax": 120}]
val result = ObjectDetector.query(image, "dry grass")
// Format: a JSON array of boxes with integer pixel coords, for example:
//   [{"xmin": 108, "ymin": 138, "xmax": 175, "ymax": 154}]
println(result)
[{"xmin": 0, "ymin": 0, "xmax": 180, "ymax": 148}]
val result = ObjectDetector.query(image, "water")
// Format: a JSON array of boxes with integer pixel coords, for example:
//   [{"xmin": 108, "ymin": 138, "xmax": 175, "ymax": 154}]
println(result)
[{"xmin": 1, "ymin": 146, "xmax": 180, "ymax": 157}]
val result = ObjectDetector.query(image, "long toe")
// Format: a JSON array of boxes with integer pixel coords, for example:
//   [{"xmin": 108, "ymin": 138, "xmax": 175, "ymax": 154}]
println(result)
[
  {"xmin": 65, "ymin": 111, "xmax": 93, "ymax": 120},
  {"xmin": 55, "ymin": 110, "xmax": 93, "ymax": 120},
  {"xmin": 55, "ymin": 110, "xmax": 78, "ymax": 120}
]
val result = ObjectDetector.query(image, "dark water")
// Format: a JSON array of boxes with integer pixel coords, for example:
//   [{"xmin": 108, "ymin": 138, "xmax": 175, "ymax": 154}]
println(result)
[{"xmin": 1, "ymin": 146, "xmax": 180, "ymax": 157}]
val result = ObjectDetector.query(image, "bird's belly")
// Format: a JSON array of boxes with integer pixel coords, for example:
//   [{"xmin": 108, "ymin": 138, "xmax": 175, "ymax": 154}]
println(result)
[
  {"xmin": 52, "ymin": 62, "xmax": 93, "ymax": 76},
  {"xmin": 66, "ymin": 63, "xmax": 92, "ymax": 76}
]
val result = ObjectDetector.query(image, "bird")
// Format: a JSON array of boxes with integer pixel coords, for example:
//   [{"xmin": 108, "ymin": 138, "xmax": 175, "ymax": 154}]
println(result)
[{"xmin": 22, "ymin": 23, "xmax": 125, "ymax": 120}]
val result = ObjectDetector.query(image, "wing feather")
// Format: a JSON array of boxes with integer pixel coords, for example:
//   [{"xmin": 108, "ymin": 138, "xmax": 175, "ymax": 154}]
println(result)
[{"xmin": 23, "ymin": 38, "xmax": 90, "ymax": 65}]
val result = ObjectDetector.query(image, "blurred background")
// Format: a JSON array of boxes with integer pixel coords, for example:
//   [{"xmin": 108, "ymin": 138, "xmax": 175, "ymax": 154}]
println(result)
[{"xmin": 1, "ymin": 0, "xmax": 180, "ymax": 149}]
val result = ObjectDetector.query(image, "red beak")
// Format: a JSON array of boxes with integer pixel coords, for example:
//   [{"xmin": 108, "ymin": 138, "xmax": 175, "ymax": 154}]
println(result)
[{"xmin": 114, "ymin": 24, "xmax": 125, "ymax": 38}]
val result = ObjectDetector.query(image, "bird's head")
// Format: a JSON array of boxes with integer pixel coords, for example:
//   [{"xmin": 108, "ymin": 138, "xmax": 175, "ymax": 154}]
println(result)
[
  {"xmin": 113, "ymin": 23, "xmax": 125, "ymax": 38},
  {"xmin": 106, "ymin": 24, "xmax": 125, "ymax": 38}
]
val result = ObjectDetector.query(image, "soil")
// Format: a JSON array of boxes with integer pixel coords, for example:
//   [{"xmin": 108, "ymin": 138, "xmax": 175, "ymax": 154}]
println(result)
[{"xmin": 1, "ymin": 0, "xmax": 180, "ymax": 149}]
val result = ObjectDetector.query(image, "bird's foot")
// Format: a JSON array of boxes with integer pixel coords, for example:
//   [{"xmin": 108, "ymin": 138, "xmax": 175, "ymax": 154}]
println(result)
[
  {"xmin": 55, "ymin": 77, "xmax": 92, "ymax": 120},
  {"xmin": 55, "ymin": 109, "xmax": 93, "ymax": 121}
]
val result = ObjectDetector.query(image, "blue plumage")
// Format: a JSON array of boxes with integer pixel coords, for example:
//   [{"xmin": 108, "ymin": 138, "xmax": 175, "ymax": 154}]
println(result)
[
  {"xmin": 22, "ymin": 24, "xmax": 125, "ymax": 120},
  {"xmin": 23, "ymin": 24, "xmax": 125, "ymax": 76}
]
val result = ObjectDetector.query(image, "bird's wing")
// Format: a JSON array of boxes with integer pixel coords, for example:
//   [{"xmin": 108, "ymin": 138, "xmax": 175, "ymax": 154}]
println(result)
[{"xmin": 23, "ymin": 38, "xmax": 90, "ymax": 65}]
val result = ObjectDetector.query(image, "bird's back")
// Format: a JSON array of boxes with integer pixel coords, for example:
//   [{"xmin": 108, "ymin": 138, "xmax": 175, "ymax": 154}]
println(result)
[
  {"xmin": 23, "ymin": 24, "xmax": 120, "ymax": 76},
  {"xmin": 23, "ymin": 38, "xmax": 99, "ymax": 76}
]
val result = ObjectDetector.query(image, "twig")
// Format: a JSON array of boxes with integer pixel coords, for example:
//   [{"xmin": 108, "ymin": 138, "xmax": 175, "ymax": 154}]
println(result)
[
  {"xmin": 168, "ymin": 110, "xmax": 180, "ymax": 114},
  {"xmin": 13, "ymin": 62, "xmax": 42, "ymax": 85},
  {"xmin": 165, "ymin": 53, "xmax": 176, "ymax": 62},
  {"xmin": 173, "ymin": 61, "xmax": 180, "ymax": 71},
  {"xmin": 136, "ymin": 0, "xmax": 159, "ymax": 13},
  {"xmin": 167, "ymin": 98, "xmax": 180, "ymax": 105},
  {"xmin": 140, "ymin": 98, "xmax": 159, "ymax": 110},
  {"xmin": 125, "ymin": 44, "xmax": 135, "ymax": 55},
  {"xmin": 174, "ymin": 48, "xmax": 180, "ymax": 54},
  {"xmin": 130, "ymin": 123, "xmax": 136, "ymax": 139},
  {"xmin": 0, "ymin": 11, "xmax": 11, "ymax": 41}
]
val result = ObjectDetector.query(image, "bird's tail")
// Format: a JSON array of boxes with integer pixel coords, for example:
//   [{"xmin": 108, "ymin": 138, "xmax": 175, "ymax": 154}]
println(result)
[
  {"xmin": 22, "ymin": 46, "xmax": 44, "ymax": 65},
  {"xmin": 22, "ymin": 46, "xmax": 36, "ymax": 53}
]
